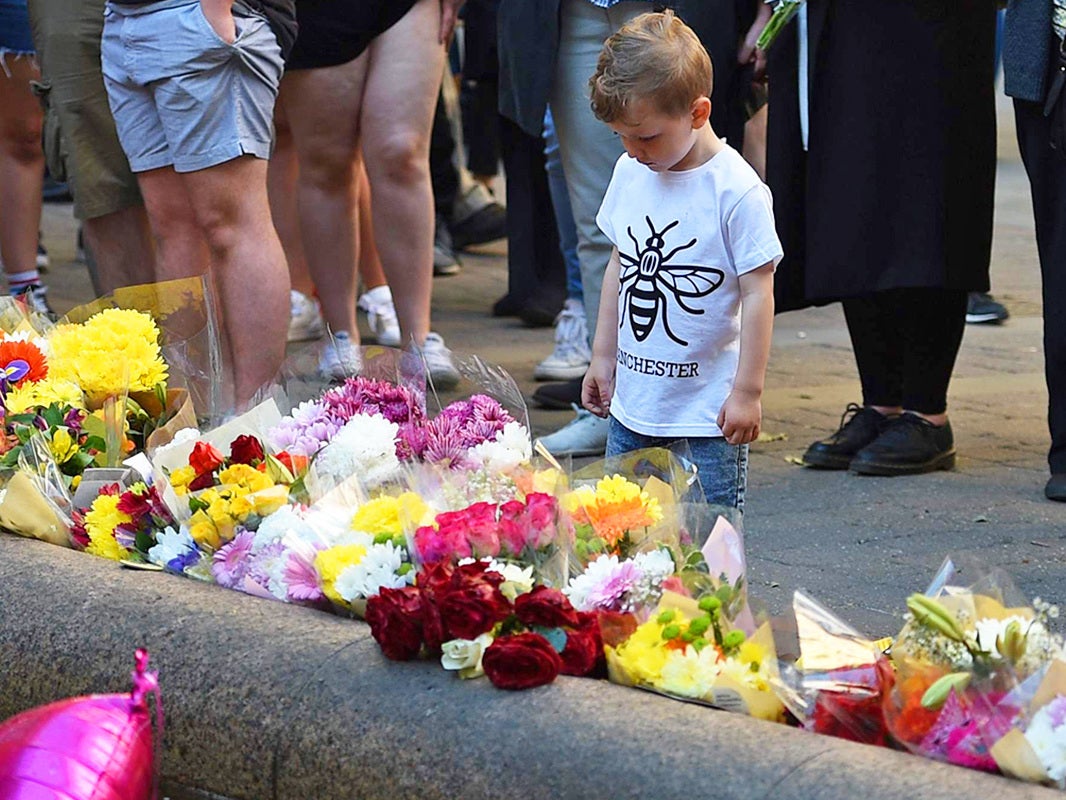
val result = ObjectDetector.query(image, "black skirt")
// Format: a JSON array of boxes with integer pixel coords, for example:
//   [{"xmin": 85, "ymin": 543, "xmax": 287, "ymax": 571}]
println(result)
[
  {"xmin": 766, "ymin": 0, "xmax": 997, "ymax": 311},
  {"xmin": 286, "ymin": 0, "xmax": 420, "ymax": 70}
]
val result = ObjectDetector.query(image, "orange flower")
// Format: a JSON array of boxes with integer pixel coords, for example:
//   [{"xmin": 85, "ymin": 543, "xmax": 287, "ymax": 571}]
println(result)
[
  {"xmin": 578, "ymin": 494, "xmax": 661, "ymax": 548},
  {"xmin": 0, "ymin": 339, "xmax": 47, "ymax": 387}
]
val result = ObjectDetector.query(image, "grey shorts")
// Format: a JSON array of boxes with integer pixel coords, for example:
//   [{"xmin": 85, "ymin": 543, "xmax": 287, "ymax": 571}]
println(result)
[{"xmin": 101, "ymin": 0, "xmax": 282, "ymax": 173}]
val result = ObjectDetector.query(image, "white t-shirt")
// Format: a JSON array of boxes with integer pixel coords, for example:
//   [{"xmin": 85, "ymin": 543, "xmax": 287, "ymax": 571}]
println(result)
[{"xmin": 596, "ymin": 145, "xmax": 783, "ymax": 438}]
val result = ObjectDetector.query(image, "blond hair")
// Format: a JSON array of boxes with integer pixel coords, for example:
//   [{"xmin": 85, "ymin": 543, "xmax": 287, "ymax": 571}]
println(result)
[{"xmin": 589, "ymin": 10, "xmax": 713, "ymax": 123}]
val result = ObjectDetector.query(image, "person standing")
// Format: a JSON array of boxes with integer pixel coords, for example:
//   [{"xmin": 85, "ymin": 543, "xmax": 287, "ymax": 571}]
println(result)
[
  {"xmin": 765, "ymin": 0, "xmax": 997, "ymax": 476},
  {"xmin": 1003, "ymin": 0, "xmax": 1066, "ymax": 500},
  {"xmin": 101, "ymin": 0, "xmax": 295, "ymax": 409}
]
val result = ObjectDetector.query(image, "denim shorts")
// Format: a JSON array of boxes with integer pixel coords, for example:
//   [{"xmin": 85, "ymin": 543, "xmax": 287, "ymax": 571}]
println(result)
[
  {"xmin": 101, "ymin": 0, "xmax": 282, "ymax": 173},
  {"xmin": 607, "ymin": 415, "xmax": 749, "ymax": 510},
  {"xmin": 0, "ymin": 0, "xmax": 34, "ymax": 57}
]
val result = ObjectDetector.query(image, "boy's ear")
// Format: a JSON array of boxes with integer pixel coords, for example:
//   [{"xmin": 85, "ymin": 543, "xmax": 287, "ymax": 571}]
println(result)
[{"xmin": 690, "ymin": 97, "xmax": 712, "ymax": 128}]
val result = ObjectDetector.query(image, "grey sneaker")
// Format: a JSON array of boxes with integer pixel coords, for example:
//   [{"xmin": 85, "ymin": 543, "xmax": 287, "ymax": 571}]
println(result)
[
  {"xmin": 536, "ymin": 406, "xmax": 609, "ymax": 457},
  {"xmin": 965, "ymin": 292, "xmax": 1009, "ymax": 325},
  {"xmin": 534, "ymin": 299, "xmax": 591, "ymax": 381},
  {"xmin": 318, "ymin": 331, "xmax": 362, "ymax": 381},
  {"xmin": 358, "ymin": 285, "xmax": 402, "ymax": 347},
  {"xmin": 420, "ymin": 332, "xmax": 460, "ymax": 390},
  {"xmin": 288, "ymin": 290, "xmax": 325, "ymax": 343}
]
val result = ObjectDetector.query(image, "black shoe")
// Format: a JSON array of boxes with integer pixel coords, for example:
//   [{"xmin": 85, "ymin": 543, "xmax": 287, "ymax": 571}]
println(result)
[
  {"xmin": 434, "ymin": 216, "xmax": 462, "ymax": 276},
  {"xmin": 532, "ymin": 376, "xmax": 583, "ymax": 409},
  {"xmin": 450, "ymin": 202, "xmax": 507, "ymax": 250},
  {"xmin": 850, "ymin": 413, "xmax": 955, "ymax": 476},
  {"xmin": 966, "ymin": 292, "xmax": 1009, "ymax": 324},
  {"xmin": 1045, "ymin": 474, "xmax": 1066, "ymax": 502},
  {"xmin": 803, "ymin": 403, "xmax": 895, "ymax": 470},
  {"xmin": 42, "ymin": 174, "xmax": 72, "ymax": 203},
  {"xmin": 492, "ymin": 293, "xmax": 524, "ymax": 318},
  {"xmin": 519, "ymin": 297, "xmax": 563, "ymax": 328}
]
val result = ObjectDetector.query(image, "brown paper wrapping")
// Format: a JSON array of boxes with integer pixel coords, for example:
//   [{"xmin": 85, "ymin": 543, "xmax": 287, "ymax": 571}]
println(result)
[{"xmin": 0, "ymin": 471, "xmax": 70, "ymax": 546}]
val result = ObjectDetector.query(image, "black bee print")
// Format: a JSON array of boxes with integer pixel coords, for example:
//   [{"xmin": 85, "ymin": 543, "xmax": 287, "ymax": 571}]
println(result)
[{"xmin": 618, "ymin": 216, "xmax": 724, "ymax": 346}]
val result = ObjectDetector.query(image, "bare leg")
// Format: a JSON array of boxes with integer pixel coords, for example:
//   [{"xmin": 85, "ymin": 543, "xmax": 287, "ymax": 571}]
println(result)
[
  {"xmin": 181, "ymin": 155, "xmax": 290, "ymax": 406},
  {"xmin": 355, "ymin": 157, "xmax": 387, "ymax": 291},
  {"xmin": 81, "ymin": 205, "xmax": 156, "ymax": 293},
  {"xmin": 360, "ymin": 0, "xmax": 444, "ymax": 346},
  {"xmin": 743, "ymin": 105, "xmax": 767, "ymax": 181},
  {"xmin": 0, "ymin": 55, "xmax": 44, "ymax": 277},
  {"xmin": 269, "ymin": 96, "xmax": 315, "ymax": 297},
  {"xmin": 280, "ymin": 60, "xmax": 367, "ymax": 340},
  {"xmin": 136, "ymin": 166, "xmax": 210, "ymax": 282}
]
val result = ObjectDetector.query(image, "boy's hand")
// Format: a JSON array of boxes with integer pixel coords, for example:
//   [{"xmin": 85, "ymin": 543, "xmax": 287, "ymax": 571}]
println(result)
[
  {"xmin": 201, "ymin": 0, "xmax": 236, "ymax": 43},
  {"xmin": 717, "ymin": 389, "xmax": 762, "ymax": 445},
  {"xmin": 581, "ymin": 356, "xmax": 615, "ymax": 418}
]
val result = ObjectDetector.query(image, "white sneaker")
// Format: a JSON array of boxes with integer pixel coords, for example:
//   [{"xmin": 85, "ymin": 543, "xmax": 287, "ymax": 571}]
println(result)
[
  {"xmin": 357, "ymin": 285, "xmax": 402, "ymax": 347},
  {"xmin": 11, "ymin": 283, "xmax": 56, "ymax": 319},
  {"xmin": 534, "ymin": 298, "xmax": 591, "ymax": 381},
  {"xmin": 420, "ymin": 332, "xmax": 460, "ymax": 390},
  {"xmin": 288, "ymin": 290, "xmax": 325, "ymax": 343},
  {"xmin": 536, "ymin": 406, "xmax": 609, "ymax": 457},
  {"xmin": 318, "ymin": 331, "xmax": 362, "ymax": 381}
]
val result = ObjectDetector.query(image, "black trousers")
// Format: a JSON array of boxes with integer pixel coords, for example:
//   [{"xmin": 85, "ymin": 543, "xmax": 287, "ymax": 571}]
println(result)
[
  {"xmin": 842, "ymin": 289, "xmax": 968, "ymax": 415},
  {"xmin": 1015, "ymin": 96, "xmax": 1066, "ymax": 474},
  {"xmin": 499, "ymin": 114, "xmax": 566, "ymax": 312},
  {"xmin": 430, "ymin": 90, "xmax": 459, "ymax": 218}
]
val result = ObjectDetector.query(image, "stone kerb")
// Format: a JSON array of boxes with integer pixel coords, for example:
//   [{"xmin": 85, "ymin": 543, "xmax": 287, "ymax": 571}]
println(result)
[{"xmin": 0, "ymin": 534, "xmax": 1058, "ymax": 800}]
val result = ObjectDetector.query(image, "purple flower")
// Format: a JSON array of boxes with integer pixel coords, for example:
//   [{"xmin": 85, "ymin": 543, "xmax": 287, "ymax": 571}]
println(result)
[
  {"xmin": 246, "ymin": 541, "xmax": 288, "ymax": 593},
  {"xmin": 64, "ymin": 408, "xmax": 86, "ymax": 433},
  {"xmin": 167, "ymin": 549, "xmax": 201, "ymax": 573},
  {"xmin": 212, "ymin": 529, "xmax": 255, "ymax": 588},
  {"xmin": 113, "ymin": 523, "xmax": 139, "ymax": 551}
]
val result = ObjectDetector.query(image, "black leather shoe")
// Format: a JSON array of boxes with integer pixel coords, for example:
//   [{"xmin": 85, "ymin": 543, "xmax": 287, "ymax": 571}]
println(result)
[
  {"xmin": 532, "ymin": 377, "xmax": 583, "ymax": 409},
  {"xmin": 1045, "ymin": 474, "xmax": 1066, "ymax": 502},
  {"xmin": 803, "ymin": 404, "xmax": 895, "ymax": 470},
  {"xmin": 451, "ymin": 202, "xmax": 507, "ymax": 250},
  {"xmin": 850, "ymin": 413, "xmax": 955, "ymax": 476}
]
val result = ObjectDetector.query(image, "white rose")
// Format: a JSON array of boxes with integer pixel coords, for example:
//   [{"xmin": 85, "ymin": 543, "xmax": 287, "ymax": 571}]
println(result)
[{"xmin": 440, "ymin": 633, "xmax": 494, "ymax": 679}]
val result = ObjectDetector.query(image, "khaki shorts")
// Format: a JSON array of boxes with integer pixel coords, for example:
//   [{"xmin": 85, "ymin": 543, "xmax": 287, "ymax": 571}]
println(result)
[{"xmin": 27, "ymin": 0, "xmax": 142, "ymax": 220}]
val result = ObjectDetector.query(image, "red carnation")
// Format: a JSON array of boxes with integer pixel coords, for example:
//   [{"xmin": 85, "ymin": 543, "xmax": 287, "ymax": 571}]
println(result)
[
  {"xmin": 482, "ymin": 633, "xmax": 563, "ymax": 690},
  {"xmin": 560, "ymin": 612, "xmax": 604, "ymax": 677},
  {"xmin": 365, "ymin": 585, "xmax": 425, "ymax": 661}
]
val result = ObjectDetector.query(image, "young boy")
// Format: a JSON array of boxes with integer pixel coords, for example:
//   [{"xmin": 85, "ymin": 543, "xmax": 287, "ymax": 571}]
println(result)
[{"xmin": 581, "ymin": 10, "xmax": 782, "ymax": 509}]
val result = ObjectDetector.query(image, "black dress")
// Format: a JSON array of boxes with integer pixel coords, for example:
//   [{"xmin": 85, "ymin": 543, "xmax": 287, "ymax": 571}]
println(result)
[
  {"xmin": 285, "ymin": 0, "xmax": 420, "ymax": 70},
  {"xmin": 766, "ymin": 0, "xmax": 997, "ymax": 312}
]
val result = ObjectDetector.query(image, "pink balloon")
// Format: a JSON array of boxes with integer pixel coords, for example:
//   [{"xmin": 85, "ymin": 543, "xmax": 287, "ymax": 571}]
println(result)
[{"xmin": 0, "ymin": 651, "xmax": 159, "ymax": 800}]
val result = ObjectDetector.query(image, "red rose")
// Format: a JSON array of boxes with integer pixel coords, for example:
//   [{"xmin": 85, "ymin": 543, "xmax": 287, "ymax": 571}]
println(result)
[
  {"xmin": 229, "ymin": 434, "xmax": 265, "ymax": 465},
  {"xmin": 437, "ymin": 577, "xmax": 512, "ymax": 641},
  {"xmin": 560, "ymin": 612, "xmax": 604, "ymax": 677},
  {"xmin": 365, "ymin": 585, "xmax": 425, "ymax": 660},
  {"xmin": 452, "ymin": 560, "xmax": 504, "ymax": 588},
  {"xmin": 189, "ymin": 441, "xmax": 225, "ymax": 476},
  {"xmin": 515, "ymin": 586, "xmax": 580, "ymax": 629},
  {"xmin": 483, "ymin": 633, "xmax": 563, "ymax": 690}
]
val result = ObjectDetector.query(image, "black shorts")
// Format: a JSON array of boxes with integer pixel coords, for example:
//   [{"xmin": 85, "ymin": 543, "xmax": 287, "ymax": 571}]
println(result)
[{"xmin": 286, "ymin": 0, "xmax": 420, "ymax": 70}]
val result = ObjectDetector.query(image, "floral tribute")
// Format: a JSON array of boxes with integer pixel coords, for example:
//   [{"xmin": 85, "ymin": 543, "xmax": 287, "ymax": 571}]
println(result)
[
  {"xmin": 565, "ymin": 474, "xmax": 663, "ymax": 565},
  {"xmin": 72, "ymin": 481, "xmax": 183, "ymax": 566},
  {"xmin": 365, "ymin": 561, "xmax": 603, "ymax": 690}
]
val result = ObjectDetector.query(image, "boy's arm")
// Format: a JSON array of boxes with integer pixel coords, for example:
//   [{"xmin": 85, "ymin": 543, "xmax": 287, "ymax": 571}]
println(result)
[
  {"xmin": 582, "ymin": 247, "xmax": 622, "ymax": 418},
  {"xmin": 717, "ymin": 263, "xmax": 775, "ymax": 444}
]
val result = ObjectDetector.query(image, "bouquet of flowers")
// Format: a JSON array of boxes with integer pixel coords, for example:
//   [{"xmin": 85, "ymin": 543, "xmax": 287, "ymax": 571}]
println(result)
[
  {"xmin": 604, "ymin": 588, "xmax": 784, "ymax": 721},
  {"xmin": 884, "ymin": 559, "xmax": 1065, "ymax": 771},
  {"xmin": 992, "ymin": 659, "xmax": 1066, "ymax": 788},
  {"xmin": 71, "ymin": 479, "xmax": 186, "ymax": 568},
  {"xmin": 755, "ymin": 0, "xmax": 805, "ymax": 51},
  {"xmin": 773, "ymin": 590, "xmax": 893, "ymax": 746},
  {"xmin": 365, "ymin": 560, "xmax": 602, "ymax": 690}
]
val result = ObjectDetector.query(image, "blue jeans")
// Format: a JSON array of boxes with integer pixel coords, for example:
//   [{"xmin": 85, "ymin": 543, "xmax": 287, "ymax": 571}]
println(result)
[
  {"xmin": 607, "ymin": 416, "xmax": 748, "ymax": 510},
  {"xmin": 543, "ymin": 107, "xmax": 582, "ymax": 302},
  {"xmin": 0, "ymin": 0, "xmax": 34, "ymax": 55}
]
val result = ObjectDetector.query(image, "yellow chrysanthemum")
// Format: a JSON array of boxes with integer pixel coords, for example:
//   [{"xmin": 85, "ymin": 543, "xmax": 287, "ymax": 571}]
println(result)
[
  {"xmin": 84, "ymin": 493, "xmax": 132, "ymax": 561},
  {"xmin": 3, "ymin": 377, "xmax": 85, "ymax": 414},
  {"xmin": 351, "ymin": 492, "xmax": 428, "ymax": 536},
  {"xmin": 47, "ymin": 308, "xmax": 167, "ymax": 399},
  {"xmin": 611, "ymin": 619, "xmax": 671, "ymax": 684},
  {"xmin": 315, "ymin": 544, "xmax": 368, "ymax": 605}
]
